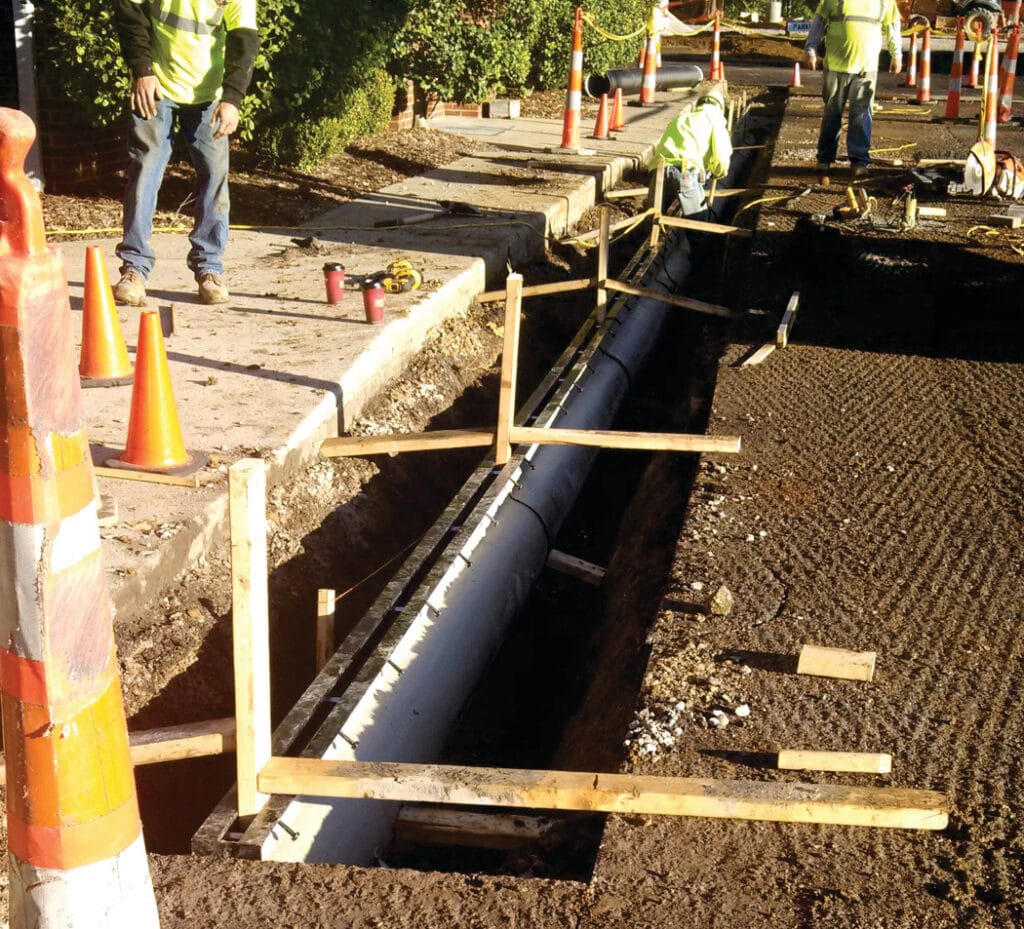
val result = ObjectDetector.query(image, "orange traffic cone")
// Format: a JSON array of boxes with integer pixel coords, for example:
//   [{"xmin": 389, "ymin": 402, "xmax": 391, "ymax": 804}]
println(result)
[
  {"xmin": 611, "ymin": 87, "xmax": 625, "ymax": 131},
  {"xmin": 591, "ymin": 93, "xmax": 611, "ymax": 139},
  {"xmin": 791, "ymin": 62, "xmax": 802, "ymax": 87},
  {"xmin": 79, "ymin": 245, "xmax": 134, "ymax": 387},
  {"xmin": 108, "ymin": 308, "xmax": 205, "ymax": 475}
]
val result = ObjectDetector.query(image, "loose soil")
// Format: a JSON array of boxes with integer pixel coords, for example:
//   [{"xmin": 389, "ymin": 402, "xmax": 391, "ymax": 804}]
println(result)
[{"xmin": 7, "ymin": 73, "xmax": 1023, "ymax": 929}]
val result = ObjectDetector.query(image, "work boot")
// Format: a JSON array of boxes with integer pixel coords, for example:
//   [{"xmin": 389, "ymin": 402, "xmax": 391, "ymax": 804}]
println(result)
[
  {"xmin": 850, "ymin": 163, "xmax": 870, "ymax": 179},
  {"xmin": 113, "ymin": 269, "xmax": 147, "ymax": 306},
  {"xmin": 197, "ymin": 272, "xmax": 230, "ymax": 305},
  {"xmin": 816, "ymin": 162, "xmax": 831, "ymax": 186}
]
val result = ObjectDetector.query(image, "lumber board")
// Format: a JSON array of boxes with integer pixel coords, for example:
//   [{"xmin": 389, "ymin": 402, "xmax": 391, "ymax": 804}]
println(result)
[
  {"xmin": 257, "ymin": 758, "xmax": 949, "ymax": 830},
  {"xmin": 321, "ymin": 430, "xmax": 496, "ymax": 457},
  {"xmin": 496, "ymin": 274, "xmax": 523, "ymax": 465},
  {"xmin": 659, "ymin": 215, "xmax": 753, "ymax": 238},
  {"xmin": 606, "ymin": 186, "xmax": 649, "ymax": 199},
  {"xmin": 510, "ymin": 426, "xmax": 741, "ymax": 454},
  {"xmin": 229, "ymin": 459, "xmax": 272, "ymax": 817},
  {"xmin": 776, "ymin": 291, "xmax": 801, "ymax": 348},
  {"xmin": 604, "ymin": 279, "xmax": 732, "ymax": 318},
  {"xmin": 741, "ymin": 343, "xmax": 777, "ymax": 367},
  {"xmin": 316, "ymin": 588, "xmax": 335, "ymax": 674},
  {"xmin": 597, "ymin": 207, "xmax": 610, "ymax": 323},
  {"xmin": 394, "ymin": 807, "xmax": 559, "ymax": 850},
  {"xmin": 94, "ymin": 464, "xmax": 199, "ymax": 488},
  {"xmin": 0, "ymin": 717, "xmax": 237, "ymax": 784},
  {"xmin": 546, "ymin": 549, "xmax": 607, "ymax": 586},
  {"xmin": 778, "ymin": 750, "xmax": 892, "ymax": 775},
  {"xmin": 797, "ymin": 644, "xmax": 877, "ymax": 682},
  {"xmin": 571, "ymin": 211, "xmax": 655, "ymax": 243},
  {"xmin": 648, "ymin": 162, "xmax": 665, "ymax": 248},
  {"xmin": 476, "ymin": 277, "xmax": 597, "ymax": 304}
]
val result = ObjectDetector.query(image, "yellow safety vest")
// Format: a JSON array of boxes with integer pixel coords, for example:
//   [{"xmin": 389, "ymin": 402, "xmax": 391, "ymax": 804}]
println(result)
[
  {"xmin": 130, "ymin": 0, "xmax": 257, "ymax": 104},
  {"xmin": 817, "ymin": 0, "xmax": 898, "ymax": 73}
]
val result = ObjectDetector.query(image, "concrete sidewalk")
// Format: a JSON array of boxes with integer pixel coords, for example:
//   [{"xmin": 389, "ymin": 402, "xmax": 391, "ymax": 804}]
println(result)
[{"xmin": 60, "ymin": 91, "xmax": 691, "ymax": 619}]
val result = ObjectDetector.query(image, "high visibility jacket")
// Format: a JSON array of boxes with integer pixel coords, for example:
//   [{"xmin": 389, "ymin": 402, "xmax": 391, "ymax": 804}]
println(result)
[
  {"xmin": 811, "ymin": 0, "xmax": 900, "ymax": 73},
  {"xmin": 654, "ymin": 101, "xmax": 733, "ymax": 179},
  {"xmin": 116, "ymin": 0, "xmax": 258, "ymax": 106}
]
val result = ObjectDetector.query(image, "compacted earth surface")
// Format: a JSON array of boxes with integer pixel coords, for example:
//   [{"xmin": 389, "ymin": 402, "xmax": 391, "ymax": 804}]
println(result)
[{"xmin": 5, "ymin": 58, "xmax": 1024, "ymax": 928}]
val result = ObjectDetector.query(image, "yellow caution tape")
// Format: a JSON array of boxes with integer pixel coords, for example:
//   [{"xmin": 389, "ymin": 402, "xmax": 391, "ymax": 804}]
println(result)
[{"xmin": 581, "ymin": 11, "xmax": 647, "ymax": 41}]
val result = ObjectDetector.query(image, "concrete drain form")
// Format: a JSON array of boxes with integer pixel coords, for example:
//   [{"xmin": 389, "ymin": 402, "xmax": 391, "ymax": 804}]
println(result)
[{"xmin": 195, "ymin": 230, "xmax": 697, "ymax": 866}]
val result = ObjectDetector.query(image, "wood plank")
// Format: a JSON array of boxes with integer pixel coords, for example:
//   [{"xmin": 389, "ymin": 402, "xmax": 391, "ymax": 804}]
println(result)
[
  {"xmin": 797, "ymin": 644, "xmax": 877, "ymax": 682},
  {"xmin": 546, "ymin": 549, "xmax": 607, "ymax": 586},
  {"xmin": 257, "ymin": 758, "xmax": 949, "ymax": 830},
  {"xmin": 0, "ymin": 717, "xmax": 238, "ymax": 785},
  {"xmin": 510, "ymin": 426, "xmax": 741, "ymax": 454},
  {"xmin": 741, "ymin": 343, "xmax": 776, "ymax": 367},
  {"xmin": 496, "ymin": 273, "xmax": 524, "ymax": 465},
  {"xmin": 477, "ymin": 277, "xmax": 596, "ymax": 304},
  {"xmin": 776, "ymin": 291, "xmax": 801, "ymax": 348},
  {"xmin": 394, "ymin": 807, "xmax": 560, "ymax": 850},
  {"xmin": 659, "ymin": 215, "xmax": 753, "ymax": 238},
  {"xmin": 597, "ymin": 207, "xmax": 610, "ymax": 324},
  {"xmin": 321, "ymin": 430, "xmax": 496, "ymax": 458},
  {"xmin": 570, "ymin": 211, "xmax": 655, "ymax": 243},
  {"xmin": 604, "ymin": 279, "xmax": 732, "ymax": 318},
  {"xmin": 606, "ymin": 186, "xmax": 649, "ymax": 199},
  {"xmin": 94, "ymin": 464, "xmax": 199, "ymax": 488},
  {"xmin": 229, "ymin": 459, "xmax": 273, "ymax": 817},
  {"xmin": 648, "ymin": 161, "xmax": 665, "ymax": 249},
  {"xmin": 316, "ymin": 588, "xmax": 335, "ymax": 674},
  {"xmin": 778, "ymin": 750, "xmax": 892, "ymax": 775}
]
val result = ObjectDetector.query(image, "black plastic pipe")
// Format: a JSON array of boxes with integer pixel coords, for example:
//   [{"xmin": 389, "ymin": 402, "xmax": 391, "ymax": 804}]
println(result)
[{"xmin": 584, "ymin": 63, "xmax": 704, "ymax": 98}]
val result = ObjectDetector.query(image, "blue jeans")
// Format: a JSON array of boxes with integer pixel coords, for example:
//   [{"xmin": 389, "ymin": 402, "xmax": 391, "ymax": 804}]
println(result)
[
  {"xmin": 664, "ymin": 165, "xmax": 710, "ymax": 218},
  {"xmin": 817, "ymin": 69, "xmax": 876, "ymax": 167},
  {"xmin": 118, "ymin": 97, "xmax": 230, "ymax": 279}
]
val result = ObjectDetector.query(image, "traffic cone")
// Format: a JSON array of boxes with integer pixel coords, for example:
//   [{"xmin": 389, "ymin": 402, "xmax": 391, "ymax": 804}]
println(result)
[
  {"xmin": 791, "ymin": 61, "xmax": 802, "ymax": 87},
  {"xmin": 560, "ymin": 6, "xmax": 585, "ymax": 149},
  {"xmin": 0, "ymin": 107, "xmax": 160, "ymax": 929},
  {"xmin": 710, "ymin": 12, "xmax": 723, "ymax": 81},
  {"xmin": 982, "ymin": 29, "xmax": 1000, "ymax": 146},
  {"xmin": 906, "ymin": 30, "xmax": 918, "ymax": 86},
  {"xmin": 945, "ymin": 18, "xmax": 965, "ymax": 118},
  {"xmin": 591, "ymin": 93, "xmax": 611, "ymax": 139},
  {"xmin": 916, "ymin": 27, "xmax": 932, "ymax": 103},
  {"xmin": 108, "ymin": 308, "xmax": 205, "ymax": 475},
  {"xmin": 639, "ymin": 19, "xmax": 659, "ymax": 104},
  {"xmin": 79, "ymin": 245, "xmax": 134, "ymax": 387},
  {"xmin": 611, "ymin": 87, "xmax": 626, "ymax": 130},
  {"xmin": 998, "ymin": 24, "xmax": 1020, "ymax": 121}
]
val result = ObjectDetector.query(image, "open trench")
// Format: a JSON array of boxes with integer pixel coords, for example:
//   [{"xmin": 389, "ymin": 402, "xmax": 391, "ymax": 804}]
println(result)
[{"xmin": 125, "ymin": 87, "xmax": 785, "ymax": 871}]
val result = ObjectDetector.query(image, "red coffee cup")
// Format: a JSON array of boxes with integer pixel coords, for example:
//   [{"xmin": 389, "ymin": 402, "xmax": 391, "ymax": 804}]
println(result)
[
  {"xmin": 362, "ymin": 281, "xmax": 385, "ymax": 324},
  {"xmin": 323, "ymin": 262, "xmax": 345, "ymax": 305}
]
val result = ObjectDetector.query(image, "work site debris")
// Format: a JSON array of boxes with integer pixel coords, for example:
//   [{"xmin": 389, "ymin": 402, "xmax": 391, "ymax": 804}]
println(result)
[{"xmin": 709, "ymin": 584, "xmax": 734, "ymax": 615}]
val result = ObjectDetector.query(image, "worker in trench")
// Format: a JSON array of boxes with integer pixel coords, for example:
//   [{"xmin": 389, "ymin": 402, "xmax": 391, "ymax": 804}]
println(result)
[
  {"xmin": 653, "ymin": 88, "xmax": 733, "ymax": 221},
  {"xmin": 112, "ymin": 0, "xmax": 259, "ymax": 307},
  {"xmin": 803, "ymin": 0, "xmax": 902, "ymax": 184}
]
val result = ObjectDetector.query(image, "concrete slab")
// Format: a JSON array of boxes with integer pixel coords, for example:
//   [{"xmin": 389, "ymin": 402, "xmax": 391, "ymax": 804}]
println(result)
[{"xmin": 53, "ymin": 91, "xmax": 697, "ymax": 620}]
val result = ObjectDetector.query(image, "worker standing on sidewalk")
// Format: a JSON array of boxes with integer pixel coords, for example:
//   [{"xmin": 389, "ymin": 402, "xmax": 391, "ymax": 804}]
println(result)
[
  {"xmin": 654, "ymin": 89, "xmax": 733, "ymax": 219},
  {"xmin": 113, "ymin": 0, "xmax": 259, "ymax": 306},
  {"xmin": 804, "ymin": 0, "xmax": 902, "ymax": 184}
]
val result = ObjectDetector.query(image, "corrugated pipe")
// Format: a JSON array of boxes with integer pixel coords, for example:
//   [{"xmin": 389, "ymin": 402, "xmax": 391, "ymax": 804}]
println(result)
[{"xmin": 584, "ymin": 63, "xmax": 704, "ymax": 98}]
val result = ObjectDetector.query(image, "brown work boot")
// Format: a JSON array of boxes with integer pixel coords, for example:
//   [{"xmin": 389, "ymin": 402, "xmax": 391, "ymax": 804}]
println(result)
[
  {"xmin": 113, "ymin": 269, "xmax": 147, "ymax": 306},
  {"xmin": 197, "ymin": 272, "xmax": 230, "ymax": 305},
  {"xmin": 816, "ymin": 162, "xmax": 831, "ymax": 186}
]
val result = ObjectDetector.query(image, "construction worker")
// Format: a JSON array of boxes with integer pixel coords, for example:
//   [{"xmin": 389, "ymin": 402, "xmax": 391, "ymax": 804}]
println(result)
[
  {"xmin": 113, "ymin": 0, "xmax": 259, "ymax": 306},
  {"xmin": 654, "ymin": 89, "xmax": 733, "ymax": 219},
  {"xmin": 804, "ymin": 0, "xmax": 902, "ymax": 183}
]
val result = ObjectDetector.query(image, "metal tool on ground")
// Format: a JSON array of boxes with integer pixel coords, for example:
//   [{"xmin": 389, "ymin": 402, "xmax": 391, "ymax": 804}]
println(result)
[
  {"xmin": 346, "ymin": 259, "xmax": 424, "ymax": 294},
  {"xmin": 833, "ymin": 186, "xmax": 875, "ymax": 220},
  {"xmin": 374, "ymin": 199, "xmax": 484, "ymax": 228}
]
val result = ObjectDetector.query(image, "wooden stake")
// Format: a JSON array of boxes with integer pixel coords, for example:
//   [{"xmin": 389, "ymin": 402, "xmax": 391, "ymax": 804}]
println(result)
[
  {"xmin": 778, "ymin": 750, "xmax": 893, "ymax": 775},
  {"xmin": 257, "ymin": 758, "xmax": 949, "ymax": 831},
  {"xmin": 604, "ymin": 279, "xmax": 732, "ymax": 318},
  {"xmin": 321, "ymin": 429, "xmax": 496, "ymax": 458},
  {"xmin": 316, "ymin": 588, "xmax": 336, "ymax": 674},
  {"xmin": 649, "ymin": 161, "xmax": 665, "ymax": 248},
  {"xmin": 94, "ymin": 464, "xmax": 199, "ymax": 488},
  {"xmin": 496, "ymin": 273, "xmax": 524, "ymax": 465},
  {"xmin": 229, "ymin": 458, "xmax": 272, "ymax": 817},
  {"xmin": 597, "ymin": 206, "xmax": 610, "ymax": 324},
  {"xmin": 0, "ymin": 717, "xmax": 237, "ymax": 785},
  {"xmin": 511, "ymin": 426, "xmax": 741, "ymax": 454},
  {"xmin": 741, "ymin": 343, "xmax": 776, "ymax": 367},
  {"xmin": 659, "ymin": 215, "xmax": 753, "ymax": 237},
  {"xmin": 797, "ymin": 644, "xmax": 877, "ymax": 682},
  {"xmin": 546, "ymin": 549, "xmax": 607, "ymax": 586},
  {"xmin": 777, "ymin": 291, "xmax": 801, "ymax": 348},
  {"xmin": 477, "ymin": 277, "xmax": 597, "ymax": 304}
]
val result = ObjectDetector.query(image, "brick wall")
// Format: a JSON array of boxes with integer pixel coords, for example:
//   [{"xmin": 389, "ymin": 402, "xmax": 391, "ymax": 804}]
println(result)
[{"xmin": 389, "ymin": 81, "xmax": 483, "ymax": 128}]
